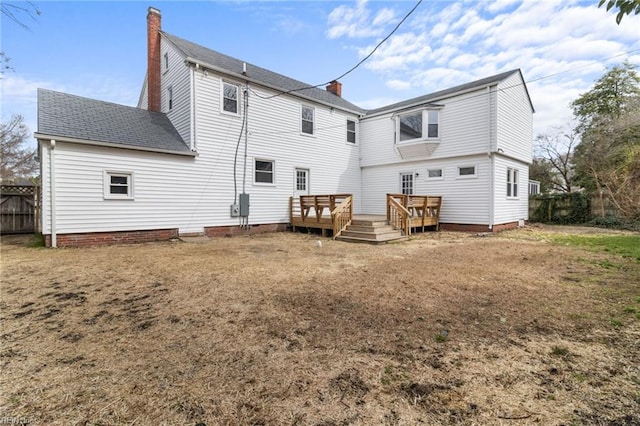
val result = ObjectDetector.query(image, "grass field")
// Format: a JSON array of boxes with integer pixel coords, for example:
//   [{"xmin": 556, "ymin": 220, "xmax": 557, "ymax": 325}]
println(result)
[{"xmin": 1, "ymin": 225, "xmax": 639, "ymax": 425}]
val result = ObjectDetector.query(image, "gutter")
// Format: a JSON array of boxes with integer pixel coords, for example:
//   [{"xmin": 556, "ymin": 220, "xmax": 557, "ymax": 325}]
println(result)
[{"xmin": 33, "ymin": 133, "xmax": 197, "ymax": 157}]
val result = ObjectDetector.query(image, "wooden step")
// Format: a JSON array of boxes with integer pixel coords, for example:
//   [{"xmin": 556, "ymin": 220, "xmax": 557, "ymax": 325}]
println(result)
[{"xmin": 336, "ymin": 220, "xmax": 407, "ymax": 244}]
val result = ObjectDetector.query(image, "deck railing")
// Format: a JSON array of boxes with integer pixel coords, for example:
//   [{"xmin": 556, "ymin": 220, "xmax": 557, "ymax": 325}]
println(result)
[
  {"xmin": 331, "ymin": 195, "xmax": 353, "ymax": 239},
  {"xmin": 290, "ymin": 194, "xmax": 353, "ymax": 237},
  {"xmin": 386, "ymin": 194, "xmax": 411, "ymax": 236}
]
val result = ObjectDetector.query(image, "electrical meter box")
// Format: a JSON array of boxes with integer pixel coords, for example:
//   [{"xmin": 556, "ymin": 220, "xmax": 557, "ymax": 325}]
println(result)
[
  {"xmin": 230, "ymin": 204, "xmax": 240, "ymax": 217},
  {"xmin": 239, "ymin": 193, "xmax": 250, "ymax": 217}
]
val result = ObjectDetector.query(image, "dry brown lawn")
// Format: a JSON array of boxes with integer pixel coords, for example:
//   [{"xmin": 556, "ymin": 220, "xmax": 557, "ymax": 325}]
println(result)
[{"xmin": 1, "ymin": 226, "xmax": 639, "ymax": 425}]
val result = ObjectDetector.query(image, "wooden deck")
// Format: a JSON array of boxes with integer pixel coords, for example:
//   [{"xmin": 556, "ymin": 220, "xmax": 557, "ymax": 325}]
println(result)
[{"xmin": 289, "ymin": 194, "xmax": 442, "ymax": 240}]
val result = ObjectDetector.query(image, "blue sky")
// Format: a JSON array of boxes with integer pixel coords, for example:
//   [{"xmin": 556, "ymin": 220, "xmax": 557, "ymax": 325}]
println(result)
[{"xmin": 2, "ymin": 0, "xmax": 639, "ymax": 149}]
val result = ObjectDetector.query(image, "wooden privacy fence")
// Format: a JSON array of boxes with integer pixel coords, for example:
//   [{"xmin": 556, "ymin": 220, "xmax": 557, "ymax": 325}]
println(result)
[{"xmin": 1, "ymin": 184, "xmax": 39, "ymax": 234}]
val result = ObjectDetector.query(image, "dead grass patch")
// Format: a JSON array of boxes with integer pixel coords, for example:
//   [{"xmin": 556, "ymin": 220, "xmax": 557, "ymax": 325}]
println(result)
[{"xmin": 1, "ymin": 226, "xmax": 639, "ymax": 425}]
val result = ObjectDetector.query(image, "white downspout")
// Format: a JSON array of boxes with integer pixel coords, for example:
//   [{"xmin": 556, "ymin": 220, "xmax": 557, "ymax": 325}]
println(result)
[
  {"xmin": 49, "ymin": 140, "xmax": 57, "ymax": 247},
  {"xmin": 190, "ymin": 64, "xmax": 197, "ymax": 151},
  {"xmin": 487, "ymin": 86, "xmax": 494, "ymax": 231}
]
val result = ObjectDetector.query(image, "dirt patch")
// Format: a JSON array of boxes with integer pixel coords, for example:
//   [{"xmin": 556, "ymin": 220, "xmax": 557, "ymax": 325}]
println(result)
[{"xmin": 1, "ymin": 225, "xmax": 639, "ymax": 425}]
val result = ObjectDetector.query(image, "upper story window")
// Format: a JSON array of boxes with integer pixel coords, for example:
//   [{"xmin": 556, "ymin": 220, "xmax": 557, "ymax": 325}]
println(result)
[
  {"xmin": 163, "ymin": 52, "xmax": 169, "ymax": 72},
  {"xmin": 397, "ymin": 109, "xmax": 440, "ymax": 143},
  {"xmin": 301, "ymin": 106, "xmax": 314, "ymax": 135},
  {"xmin": 347, "ymin": 119, "xmax": 356, "ymax": 144},
  {"xmin": 222, "ymin": 82, "xmax": 239, "ymax": 114},
  {"xmin": 507, "ymin": 168, "xmax": 519, "ymax": 197},
  {"xmin": 167, "ymin": 86, "xmax": 173, "ymax": 111},
  {"xmin": 104, "ymin": 171, "xmax": 133, "ymax": 200}
]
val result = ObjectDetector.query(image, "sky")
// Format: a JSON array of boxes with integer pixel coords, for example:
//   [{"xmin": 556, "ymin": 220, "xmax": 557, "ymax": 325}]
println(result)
[{"xmin": 2, "ymin": 0, "xmax": 639, "ymax": 150}]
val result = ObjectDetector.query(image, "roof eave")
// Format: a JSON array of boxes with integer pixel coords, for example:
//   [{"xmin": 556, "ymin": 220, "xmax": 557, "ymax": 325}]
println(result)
[
  {"xmin": 183, "ymin": 57, "xmax": 364, "ymax": 116},
  {"xmin": 34, "ymin": 133, "xmax": 198, "ymax": 157}
]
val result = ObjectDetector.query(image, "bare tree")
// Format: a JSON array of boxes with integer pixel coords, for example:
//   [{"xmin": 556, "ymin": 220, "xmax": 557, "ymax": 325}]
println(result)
[
  {"xmin": 533, "ymin": 128, "xmax": 579, "ymax": 193},
  {"xmin": 1, "ymin": 115, "xmax": 38, "ymax": 182},
  {"xmin": 0, "ymin": 2, "xmax": 41, "ymax": 75}
]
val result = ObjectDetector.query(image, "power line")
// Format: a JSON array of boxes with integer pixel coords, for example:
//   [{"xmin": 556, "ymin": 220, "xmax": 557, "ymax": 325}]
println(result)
[{"xmin": 250, "ymin": 0, "xmax": 423, "ymax": 100}]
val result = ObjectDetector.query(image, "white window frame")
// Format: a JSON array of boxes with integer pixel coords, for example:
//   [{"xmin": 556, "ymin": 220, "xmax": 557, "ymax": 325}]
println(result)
[
  {"xmin": 163, "ymin": 52, "xmax": 169, "ymax": 73},
  {"xmin": 221, "ymin": 81, "xmax": 240, "ymax": 116},
  {"xmin": 301, "ymin": 105, "xmax": 315, "ymax": 136},
  {"xmin": 507, "ymin": 168, "xmax": 519, "ymax": 198},
  {"xmin": 104, "ymin": 171, "xmax": 134, "ymax": 200},
  {"xmin": 254, "ymin": 159, "xmax": 275, "ymax": 186},
  {"xmin": 396, "ymin": 109, "xmax": 440, "ymax": 144},
  {"xmin": 167, "ymin": 86, "xmax": 173, "ymax": 111},
  {"xmin": 426, "ymin": 168, "xmax": 444, "ymax": 180},
  {"xmin": 346, "ymin": 119, "xmax": 356, "ymax": 144},
  {"xmin": 457, "ymin": 165, "xmax": 478, "ymax": 179}
]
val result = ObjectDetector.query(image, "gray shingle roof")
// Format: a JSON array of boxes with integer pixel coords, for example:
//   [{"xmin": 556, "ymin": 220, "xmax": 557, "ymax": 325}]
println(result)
[
  {"xmin": 366, "ymin": 69, "xmax": 529, "ymax": 116},
  {"xmin": 37, "ymin": 89, "xmax": 191, "ymax": 154},
  {"xmin": 162, "ymin": 32, "xmax": 365, "ymax": 114}
]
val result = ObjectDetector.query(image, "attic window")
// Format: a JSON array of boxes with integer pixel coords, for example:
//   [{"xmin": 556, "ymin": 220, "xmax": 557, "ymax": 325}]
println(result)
[
  {"xmin": 222, "ymin": 82, "xmax": 239, "ymax": 114},
  {"xmin": 164, "ymin": 53, "xmax": 169, "ymax": 71}
]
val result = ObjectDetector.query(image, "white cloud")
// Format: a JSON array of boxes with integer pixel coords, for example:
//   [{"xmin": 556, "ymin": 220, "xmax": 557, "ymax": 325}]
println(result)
[
  {"xmin": 327, "ymin": 0, "xmax": 388, "ymax": 39},
  {"xmin": 326, "ymin": 0, "xmax": 640, "ymax": 136}
]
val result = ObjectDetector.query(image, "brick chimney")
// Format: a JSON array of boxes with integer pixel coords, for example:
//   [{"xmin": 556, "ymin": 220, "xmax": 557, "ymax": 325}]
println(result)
[
  {"xmin": 147, "ymin": 7, "xmax": 161, "ymax": 112},
  {"xmin": 326, "ymin": 80, "xmax": 342, "ymax": 97}
]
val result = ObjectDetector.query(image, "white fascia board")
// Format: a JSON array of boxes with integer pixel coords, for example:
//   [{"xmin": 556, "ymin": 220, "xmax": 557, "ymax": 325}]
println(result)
[{"xmin": 34, "ymin": 133, "xmax": 198, "ymax": 157}]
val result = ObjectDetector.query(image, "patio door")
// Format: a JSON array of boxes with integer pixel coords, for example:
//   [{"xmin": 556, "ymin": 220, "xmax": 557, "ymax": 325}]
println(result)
[
  {"xmin": 400, "ymin": 172, "xmax": 414, "ymax": 195},
  {"xmin": 294, "ymin": 168, "xmax": 309, "ymax": 197}
]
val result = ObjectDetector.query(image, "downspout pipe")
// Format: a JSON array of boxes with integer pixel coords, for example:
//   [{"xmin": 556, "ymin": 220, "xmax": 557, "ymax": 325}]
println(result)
[
  {"xmin": 487, "ymin": 86, "xmax": 494, "ymax": 231},
  {"xmin": 50, "ymin": 140, "xmax": 57, "ymax": 248}
]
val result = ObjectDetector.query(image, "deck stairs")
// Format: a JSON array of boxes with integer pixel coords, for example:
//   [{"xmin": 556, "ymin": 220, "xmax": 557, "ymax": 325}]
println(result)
[{"xmin": 335, "ymin": 217, "xmax": 407, "ymax": 244}]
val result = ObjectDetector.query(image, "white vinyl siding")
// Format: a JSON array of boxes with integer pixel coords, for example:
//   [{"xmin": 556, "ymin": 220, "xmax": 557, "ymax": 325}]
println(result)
[
  {"xmin": 361, "ymin": 156, "xmax": 491, "ymax": 225},
  {"xmin": 494, "ymin": 156, "xmax": 529, "ymax": 224},
  {"xmin": 496, "ymin": 71, "xmax": 533, "ymax": 163},
  {"xmin": 160, "ymin": 36, "xmax": 191, "ymax": 144}
]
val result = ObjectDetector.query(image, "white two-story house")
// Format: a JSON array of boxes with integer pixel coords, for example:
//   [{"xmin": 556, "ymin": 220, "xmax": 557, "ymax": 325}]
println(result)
[{"xmin": 35, "ymin": 7, "xmax": 533, "ymax": 247}]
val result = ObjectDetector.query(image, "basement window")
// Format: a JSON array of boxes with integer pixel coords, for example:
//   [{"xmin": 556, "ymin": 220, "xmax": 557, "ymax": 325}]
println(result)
[{"xmin": 104, "ymin": 171, "xmax": 134, "ymax": 200}]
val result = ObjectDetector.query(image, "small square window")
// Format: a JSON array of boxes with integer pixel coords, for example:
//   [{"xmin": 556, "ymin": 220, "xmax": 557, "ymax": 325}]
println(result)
[
  {"xmin": 255, "ymin": 160, "xmax": 274, "ymax": 184},
  {"xmin": 347, "ymin": 119, "xmax": 356, "ymax": 144},
  {"xmin": 301, "ymin": 106, "xmax": 314, "ymax": 135},
  {"xmin": 104, "ymin": 171, "xmax": 133, "ymax": 199},
  {"xmin": 222, "ymin": 82, "xmax": 239, "ymax": 114}
]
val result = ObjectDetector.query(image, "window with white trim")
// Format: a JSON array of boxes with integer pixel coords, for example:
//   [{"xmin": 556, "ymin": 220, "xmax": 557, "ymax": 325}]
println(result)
[
  {"xmin": 301, "ymin": 105, "xmax": 314, "ymax": 135},
  {"xmin": 397, "ymin": 109, "xmax": 439, "ymax": 143},
  {"xmin": 427, "ymin": 168, "xmax": 443, "ymax": 179},
  {"xmin": 507, "ymin": 168, "xmax": 519, "ymax": 197},
  {"xmin": 104, "ymin": 171, "xmax": 133, "ymax": 199},
  {"xmin": 222, "ymin": 82, "xmax": 239, "ymax": 114},
  {"xmin": 347, "ymin": 119, "xmax": 356, "ymax": 144},
  {"xmin": 163, "ymin": 52, "xmax": 169, "ymax": 72},
  {"xmin": 254, "ymin": 159, "xmax": 274, "ymax": 184},
  {"xmin": 167, "ymin": 86, "xmax": 173, "ymax": 110},
  {"xmin": 458, "ymin": 165, "xmax": 477, "ymax": 178}
]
